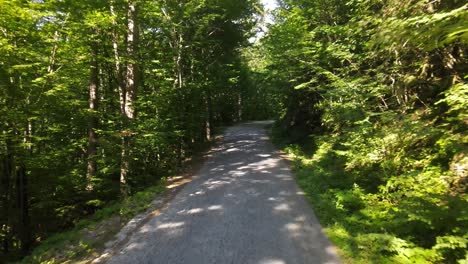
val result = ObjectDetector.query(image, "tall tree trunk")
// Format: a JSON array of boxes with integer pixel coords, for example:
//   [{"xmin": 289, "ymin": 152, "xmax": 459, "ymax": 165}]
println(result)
[
  {"xmin": 1, "ymin": 140, "xmax": 13, "ymax": 253},
  {"xmin": 110, "ymin": 1, "xmax": 125, "ymax": 115},
  {"xmin": 237, "ymin": 92, "xmax": 242, "ymax": 122},
  {"xmin": 173, "ymin": 32, "xmax": 183, "ymax": 90},
  {"xmin": 124, "ymin": 0, "xmax": 138, "ymax": 120},
  {"xmin": 174, "ymin": 32, "xmax": 184, "ymax": 169},
  {"xmin": 86, "ymin": 37, "xmax": 99, "ymax": 191},
  {"xmin": 120, "ymin": 0, "xmax": 139, "ymax": 197},
  {"xmin": 17, "ymin": 119, "xmax": 31, "ymax": 253},
  {"xmin": 15, "ymin": 78, "xmax": 33, "ymax": 254},
  {"xmin": 16, "ymin": 164, "xmax": 30, "ymax": 254},
  {"xmin": 205, "ymin": 90, "xmax": 213, "ymax": 141}
]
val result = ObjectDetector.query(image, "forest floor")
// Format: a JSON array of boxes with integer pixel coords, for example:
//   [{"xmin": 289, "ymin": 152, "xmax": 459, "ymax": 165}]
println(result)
[{"xmin": 101, "ymin": 121, "xmax": 341, "ymax": 264}]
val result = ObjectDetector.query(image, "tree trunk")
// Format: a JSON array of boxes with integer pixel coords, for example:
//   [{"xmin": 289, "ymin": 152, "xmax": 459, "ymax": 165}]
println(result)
[
  {"xmin": 86, "ymin": 38, "xmax": 99, "ymax": 191},
  {"xmin": 124, "ymin": 0, "xmax": 138, "ymax": 120},
  {"xmin": 173, "ymin": 31, "xmax": 184, "ymax": 169},
  {"xmin": 0, "ymin": 140, "xmax": 13, "ymax": 253},
  {"xmin": 120, "ymin": 0, "xmax": 139, "ymax": 198},
  {"xmin": 205, "ymin": 90, "xmax": 213, "ymax": 141},
  {"xmin": 110, "ymin": 1, "xmax": 125, "ymax": 115},
  {"xmin": 237, "ymin": 92, "xmax": 242, "ymax": 122},
  {"xmin": 120, "ymin": 135, "xmax": 130, "ymax": 196},
  {"xmin": 17, "ymin": 115, "xmax": 32, "ymax": 254},
  {"xmin": 16, "ymin": 164, "xmax": 30, "ymax": 254}
]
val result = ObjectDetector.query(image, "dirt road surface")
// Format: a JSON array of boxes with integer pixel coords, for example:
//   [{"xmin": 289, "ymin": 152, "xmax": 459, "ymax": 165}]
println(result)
[{"xmin": 107, "ymin": 121, "xmax": 341, "ymax": 264}]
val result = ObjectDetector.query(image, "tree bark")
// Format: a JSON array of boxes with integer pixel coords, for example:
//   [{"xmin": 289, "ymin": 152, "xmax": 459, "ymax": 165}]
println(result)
[
  {"xmin": 16, "ymin": 164, "xmax": 30, "ymax": 254},
  {"xmin": 124, "ymin": 0, "xmax": 138, "ymax": 120},
  {"xmin": 110, "ymin": 1, "xmax": 126, "ymax": 115},
  {"xmin": 205, "ymin": 90, "xmax": 213, "ymax": 141},
  {"xmin": 237, "ymin": 92, "xmax": 242, "ymax": 122},
  {"xmin": 0, "ymin": 140, "xmax": 13, "ymax": 253},
  {"xmin": 120, "ymin": 0, "xmax": 139, "ymax": 198},
  {"xmin": 86, "ymin": 37, "xmax": 99, "ymax": 191},
  {"xmin": 174, "ymin": 30, "xmax": 185, "ymax": 169}
]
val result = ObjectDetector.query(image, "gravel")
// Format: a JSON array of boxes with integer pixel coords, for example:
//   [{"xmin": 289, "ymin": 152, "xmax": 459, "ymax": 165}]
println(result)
[{"xmin": 107, "ymin": 121, "xmax": 342, "ymax": 264}]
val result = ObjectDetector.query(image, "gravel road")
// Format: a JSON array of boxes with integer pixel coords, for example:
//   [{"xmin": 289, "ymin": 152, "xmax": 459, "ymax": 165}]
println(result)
[{"xmin": 107, "ymin": 121, "xmax": 342, "ymax": 264}]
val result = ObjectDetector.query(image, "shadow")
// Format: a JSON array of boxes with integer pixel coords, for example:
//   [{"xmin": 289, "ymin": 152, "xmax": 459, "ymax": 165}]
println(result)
[{"xmin": 107, "ymin": 122, "xmax": 341, "ymax": 264}]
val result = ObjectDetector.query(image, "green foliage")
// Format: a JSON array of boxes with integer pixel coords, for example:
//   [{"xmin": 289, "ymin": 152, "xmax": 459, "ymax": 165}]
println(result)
[
  {"xmin": 374, "ymin": 4, "xmax": 468, "ymax": 51},
  {"xmin": 262, "ymin": 0, "xmax": 467, "ymax": 263},
  {"xmin": 0, "ymin": 0, "xmax": 264, "ymax": 261},
  {"xmin": 119, "ymin": 185, "xmax": 166, "ymax": 220},
  {"xmin": 276, "ymin": 123, "xmax": 467, "ymax": 263},
  {"xmin": 21, "ymin": 182, "xmax": 166, "ymax": 264}
]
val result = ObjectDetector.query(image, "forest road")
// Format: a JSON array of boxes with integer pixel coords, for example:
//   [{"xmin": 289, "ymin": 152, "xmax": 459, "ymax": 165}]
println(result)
[{"xmin": 107, "ymin": 121, "xmax": 342, "ymax": 264}]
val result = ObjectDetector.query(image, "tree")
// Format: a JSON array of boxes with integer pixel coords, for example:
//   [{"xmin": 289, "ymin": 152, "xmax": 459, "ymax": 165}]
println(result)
[
  {"xmin": 86, "ymin": 30, "xmax": 99, "ymax": 191},
  {"xmin": 0, "ymin": 0, "xmax": 263, "ymax": 260},
  {"xmin": 255, "ymin": 0, "xmax": 468, "ymax": 262},
  {"xmin": 120, "ymin": 0, "xmax": 140, "ymax": 197}
]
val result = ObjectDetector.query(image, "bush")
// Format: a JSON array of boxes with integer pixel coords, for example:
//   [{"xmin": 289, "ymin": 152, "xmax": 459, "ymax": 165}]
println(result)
[{"xmin": 273, "ymin": 117, "xmax": 468, "ymax": 263}]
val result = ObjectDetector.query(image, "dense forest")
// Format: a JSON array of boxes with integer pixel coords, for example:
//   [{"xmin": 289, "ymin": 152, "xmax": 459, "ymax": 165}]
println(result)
[
  {"xmin": 253, "ymin": 0, "xmax": 467, "ymax": 263},
  {"xmin": 0, "ymin": 0, "xmax": 467, "ymax": 263},
  {"xmin": 0, "ymin": 0, "xmax": 273, "ymax": 261}
]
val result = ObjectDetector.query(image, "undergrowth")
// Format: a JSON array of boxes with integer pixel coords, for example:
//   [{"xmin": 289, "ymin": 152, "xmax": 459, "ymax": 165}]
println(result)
[
  {"xmin": 272, "ymin": 118, "xmax": 468, "ymax": 264},
  {"xmin": 16, "ymin": 126, "xmax": 218, "ymax": 264},
  {"xmin": 18, "ymin": 184, "xmax": 166, "ymax": 264}
]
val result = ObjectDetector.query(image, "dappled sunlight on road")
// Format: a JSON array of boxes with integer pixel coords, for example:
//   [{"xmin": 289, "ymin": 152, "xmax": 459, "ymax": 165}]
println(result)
[
  {"xmin": 107, "ymin": 122, "xmax": 341, "ymax": 264},
  {"xmin": 259, "ymin": 258, "xmax": 286, "ymax": 264},
  {"xmin": 156, "ymin": 222, "xmax": 185, "ymax": 230}
]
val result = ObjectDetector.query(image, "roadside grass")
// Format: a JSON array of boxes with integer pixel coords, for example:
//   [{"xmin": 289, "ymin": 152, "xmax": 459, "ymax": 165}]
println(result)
[
  {"xmin": 270, "ymin": 124, "xmax": 468, "ymax": 264},
  {"xmin": 19, "ymin": 184, "xmax": 166, "ymax": 264}
]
